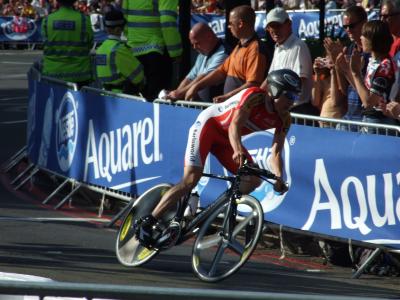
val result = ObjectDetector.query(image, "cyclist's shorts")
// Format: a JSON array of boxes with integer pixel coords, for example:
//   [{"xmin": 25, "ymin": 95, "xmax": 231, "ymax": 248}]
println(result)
[{"xmin": 184, "ymin": 116, "xmax": 253, "ymax": 174}]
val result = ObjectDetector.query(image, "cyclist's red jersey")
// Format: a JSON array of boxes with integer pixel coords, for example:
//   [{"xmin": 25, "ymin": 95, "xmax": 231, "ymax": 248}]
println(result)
[{"xmin": 184, "ymin": 87, "xmax": 291, "ymax": 173}]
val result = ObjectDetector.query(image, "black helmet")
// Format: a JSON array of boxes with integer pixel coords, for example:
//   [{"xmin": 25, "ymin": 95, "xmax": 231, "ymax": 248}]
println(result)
[
  {"xmin": 104, "ymin": 9, "xmax": 126, "ymax": 28},
  {"xmin": 266, "ymin": 69, "xmax": 301, "ymax": 101}
]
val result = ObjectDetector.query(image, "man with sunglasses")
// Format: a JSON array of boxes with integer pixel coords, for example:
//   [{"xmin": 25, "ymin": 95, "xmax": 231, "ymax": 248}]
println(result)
[
  {"xmin": 260, "ymin": 7, "xmax": 317, "ymax": 116},
  {"xmin": 380, "ymin": 0, "xmax": 400, "ymax": 101},
  {"xmin": 325, "ymin": 6, "xmax": 370, "ymax": 131}
]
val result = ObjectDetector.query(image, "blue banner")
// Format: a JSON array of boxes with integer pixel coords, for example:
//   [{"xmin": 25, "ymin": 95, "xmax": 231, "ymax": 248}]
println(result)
[
  {"xmin": 0, "ymin": 16, "xmax": 41, "ymax": 42},
  {"xmin": 27, "ymin": 76, "xmax": 400, "ymax": 249},
  {"xmin": 0, "ymin": 16, "xmax": 107, "ymax": 43}
]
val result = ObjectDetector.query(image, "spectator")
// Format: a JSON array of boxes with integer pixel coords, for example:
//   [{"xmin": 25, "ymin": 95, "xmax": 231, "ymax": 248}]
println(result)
[
  {"xmin": 123, "ymin": 0, "xmax": 182, "ymax": 101},
  {"xmin": 349, "ymin": 20, "xmax": 397, "ymax": 131},
  {"xmin": 185, "ymin": 5, "xmax": 267, "ymax": 103},
  {"xmin": 325, "ymin": 5, "xmax": 369, "ymax": 130},
  {"xmin": 312, "ymin": 56, "xmax": 347, "ymax": 127},
  {"xmin": 380, "ymin": 0, "xmax": 400, "ymax": 101},
  {"xmin": 379, "ymin": 100, "xmax": 400, "ymax": 120},
  {"xmin": 95, "ymin": 9, "xmax": 145, "ymax": 95},
  {"xmin": 75, "ymin": 0, "xmax": 88, "ymax": 14},
  {"xmin": 41, "ymin": 0, "xmax": 93, "ymax": 86},
  {"xmin": 31, "ymin": 0, "xmax": 48, "ymax": 19},
  {"xmin": 164, "ymin": 22, "xmax": 228, "ymax": 102},
  {"xmin": 21, "ymin": 0, "xmax": 35, "ymax": 18},
  {"xmin": 260, "ymin": 7, "xmax": 316, "ymax": 115}
]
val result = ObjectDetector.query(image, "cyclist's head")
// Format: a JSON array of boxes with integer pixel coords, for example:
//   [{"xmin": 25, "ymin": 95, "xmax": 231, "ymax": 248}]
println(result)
[{"xmin": 266, "ymin": 69, "xmax": 301, "ymax": 106}]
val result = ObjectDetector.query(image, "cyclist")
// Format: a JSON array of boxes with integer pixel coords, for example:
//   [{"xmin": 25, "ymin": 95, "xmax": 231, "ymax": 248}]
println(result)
[{"xmin": 137, "ymin": 69, "xmax": 301, "ymax": 248}]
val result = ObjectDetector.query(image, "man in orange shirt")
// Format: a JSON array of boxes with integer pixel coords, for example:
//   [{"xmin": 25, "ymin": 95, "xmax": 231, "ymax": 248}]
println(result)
[{"xmin": 185, "ymin": 5, "xmax": 267, "ymax": 103}]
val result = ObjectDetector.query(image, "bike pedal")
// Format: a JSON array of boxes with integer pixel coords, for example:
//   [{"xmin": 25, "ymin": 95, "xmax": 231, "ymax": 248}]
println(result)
[{"xmin": 155, "ymin": 221, "xmax": 181, "ymax": 250}]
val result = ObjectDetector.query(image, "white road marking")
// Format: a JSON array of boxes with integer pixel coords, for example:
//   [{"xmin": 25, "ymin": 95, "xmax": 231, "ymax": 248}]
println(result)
[
  {"xmin": 0, "ymin": 74, "xmax": 26, "ymax": 79},
  {"xmin": 0, "ymin": 61, "xmax": 32, "ymax": 65},
  {"xmin": 0, "ymin": 97, "xmax": 26, "ymax": 101},
  {"xmin": 0, "ymin": 272, "xmax": 53, "ymax": 282},
  {"xmin": 0, "ymin": 120, "xmax": 27, "ymax": 125},
  {"xmin": 0, "ymin": 217, "xmax": 109, "ymax": 222}
]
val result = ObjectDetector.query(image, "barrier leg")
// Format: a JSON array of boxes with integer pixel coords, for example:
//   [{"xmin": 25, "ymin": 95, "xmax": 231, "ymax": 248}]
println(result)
[
  {"xmin": 351, "ymin": 248, "xmax": 382, "ymax": 279},
  {"xmin": 1, "ymin": 146, "xmax": 27, "ymax": 172},
  {"xmin": 54, "ymin": 182, "xmax": 82, "ymax": 210},
  {"xmin": 10, "ymin": 163, "xmax": 35, "ymax": 185},
  {"xmin": 98, "ymin": 193, "xmax": 106, "ymax": 218},
  {"xmin": 14, "ymin": 167, "xmax": 39, "ymax": 191},
  {"xmin": 42, "ymin": 178, "xmax": 69, "ymax": 204},
  {"xmin": 105, "ymin": 197, "xmax": 136, "ymax": 228}
]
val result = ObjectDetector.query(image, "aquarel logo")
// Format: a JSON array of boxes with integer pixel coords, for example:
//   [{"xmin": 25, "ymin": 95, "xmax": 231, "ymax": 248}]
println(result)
[
  {"xmin": 242, "ymin": 130, "xmax": 292, "ymax": 213},
  {"xmin": 55, "ymin": 92, "xmax": 78, "ymax": 172}
]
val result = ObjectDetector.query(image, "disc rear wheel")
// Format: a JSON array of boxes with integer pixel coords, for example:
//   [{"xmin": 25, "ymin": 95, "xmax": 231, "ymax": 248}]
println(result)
[{"xmin": 115, "ymin": 183, "xmax": 173, "ymax": 267}]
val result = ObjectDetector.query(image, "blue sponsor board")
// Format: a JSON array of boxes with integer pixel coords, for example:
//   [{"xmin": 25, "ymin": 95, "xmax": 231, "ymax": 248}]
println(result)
[
  {"xmin": 0, "ymin": 16, "xmax": 106, "ymax": 42},
  {"xmin": 27, "ymin": 78, "xmax": 400, "ymax": 249},
  {"xmin": 0, "ymin": 16, "xmax": 40, "ymax": 42}
]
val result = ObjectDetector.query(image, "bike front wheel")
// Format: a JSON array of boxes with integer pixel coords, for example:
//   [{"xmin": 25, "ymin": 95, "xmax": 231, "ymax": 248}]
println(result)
[
  {"xmin": 115, "ymin": 183, "xmax": 173, "ymax": 267},
  {"xmin": 192, "ymin": 195, "xmax": 264, "ymax": 282}
]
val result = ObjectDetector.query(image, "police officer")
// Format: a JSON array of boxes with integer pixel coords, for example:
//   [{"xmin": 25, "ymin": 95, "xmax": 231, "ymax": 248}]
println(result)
[
  {"xmin": 122, "ymin": 0, "xmax": 182, "ymax": 100},
  {"xmin": 41, "ymin": 0, "xmax": 93, "ymax": 87},
  {"xmin": 95, "ymin": 10, "xmax": 145, "ymax": 95}
]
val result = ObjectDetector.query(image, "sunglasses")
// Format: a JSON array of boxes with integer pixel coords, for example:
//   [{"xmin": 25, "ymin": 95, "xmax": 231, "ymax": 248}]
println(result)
[
  {"xmin": 380, "ymin": 12, "xmax": 400, "ymax": 20},
  {"xmin": 282, "ymin": 91, "xmax": 298, "ymax": 103},
  {"xmin": 343, "ymin": 20, "xmax": 362, "ymax": 30}
]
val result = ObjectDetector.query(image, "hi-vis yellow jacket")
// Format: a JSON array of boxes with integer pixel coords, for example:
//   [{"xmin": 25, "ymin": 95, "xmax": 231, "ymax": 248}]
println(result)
[
  {"xmin": 41, "ymin": 6, "xmax": 93, "ymax": 83},
  {"xmin": 122, "ymin": 0, "xmax": 182, "ymax": 58}
]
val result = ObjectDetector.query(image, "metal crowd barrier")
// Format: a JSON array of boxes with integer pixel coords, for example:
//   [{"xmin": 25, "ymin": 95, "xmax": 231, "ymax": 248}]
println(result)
[
  {"xmin": 154, "ymin": 99, "xmax": 400, "ymax": 137},
  {"xmin": 0, "ymin": 280, "xmax": 383, "ymax": 300}
]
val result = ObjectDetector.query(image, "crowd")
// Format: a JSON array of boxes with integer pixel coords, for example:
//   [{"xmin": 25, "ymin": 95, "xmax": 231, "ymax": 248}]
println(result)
[
  {"xmin": 0, "ymin": 0, "xmax": 387, "ymax": 19},
  {"xmin": 0, "ymin": 0, "xmax": 120, "ymax": 18},
  {"xmin": 36, "ymin": 0, "xmax": 400, "ymax": 130}
]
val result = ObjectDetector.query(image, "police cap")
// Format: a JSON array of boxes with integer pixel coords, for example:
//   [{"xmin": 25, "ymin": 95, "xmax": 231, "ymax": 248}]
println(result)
[{"xmin": 104, "ymin": 9, "xmax": 126, "ymax": 28}]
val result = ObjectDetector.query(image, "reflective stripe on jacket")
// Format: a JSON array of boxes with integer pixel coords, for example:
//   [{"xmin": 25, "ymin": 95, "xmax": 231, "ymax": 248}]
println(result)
[
  {"xmin": 122, "ymin": 0, "xmax": 182, "ymax": 58},
  {"xmin": 41, "ymin": 6, "xmax": 93, "ymax": 83}
]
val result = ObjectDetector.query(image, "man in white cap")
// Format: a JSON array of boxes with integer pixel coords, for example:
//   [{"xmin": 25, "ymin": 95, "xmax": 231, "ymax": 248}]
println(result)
[{"xmin": 260, "ymin": 7, "xmax": 316, "ymax": 115}]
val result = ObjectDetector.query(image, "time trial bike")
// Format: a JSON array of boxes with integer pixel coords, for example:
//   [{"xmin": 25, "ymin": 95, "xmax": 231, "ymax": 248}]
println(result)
[{"xmin": 115, "ymin": 163, "xmax": 285, "ymax": 282}]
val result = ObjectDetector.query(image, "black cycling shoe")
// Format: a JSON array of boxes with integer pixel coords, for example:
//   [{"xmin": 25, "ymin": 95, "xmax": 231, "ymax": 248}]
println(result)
[
  {"xmin": 135, "ymin": 215, "xmax": 164, "ymax": 249},
  {"xmin": 154, "ymin": 221, "xmax": 181, "ymax": 250}
]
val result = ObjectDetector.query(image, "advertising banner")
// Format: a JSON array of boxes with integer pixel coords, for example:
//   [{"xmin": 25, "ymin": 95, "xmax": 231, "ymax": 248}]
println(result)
[
  {"xmin": 27, "ymin": 79, "xmax": 400, "ymax": 249},
  {"xmin": 0, "ymin": 16, "xmax": 41, "ymax": 42},
  {"xmin": 0, "ymin": 10, "xmax": 379, "ymax": 43}
]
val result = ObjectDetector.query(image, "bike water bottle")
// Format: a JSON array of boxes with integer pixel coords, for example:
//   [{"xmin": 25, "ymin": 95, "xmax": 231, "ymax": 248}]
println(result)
[{"xmin": 184, "ymin": 192, "xmax": 199, "ymax": 218}]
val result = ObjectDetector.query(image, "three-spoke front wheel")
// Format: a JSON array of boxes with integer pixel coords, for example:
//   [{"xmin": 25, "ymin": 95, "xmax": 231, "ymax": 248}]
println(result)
[{"xmin": 191, "ymin": 195, "xmax": 264, "ymax": 282}]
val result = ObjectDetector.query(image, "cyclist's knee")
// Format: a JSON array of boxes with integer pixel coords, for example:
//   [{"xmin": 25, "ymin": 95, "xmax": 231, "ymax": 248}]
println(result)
[{"xmin": 181, "ymin": 166, "xmax": 203, "ymax": 190}]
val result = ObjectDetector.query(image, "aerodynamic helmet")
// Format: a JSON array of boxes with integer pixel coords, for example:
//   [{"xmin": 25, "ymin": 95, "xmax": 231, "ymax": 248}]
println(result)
[{"xmin": 266, "ymin": 69, "xmax": 301, "ymax": 102}]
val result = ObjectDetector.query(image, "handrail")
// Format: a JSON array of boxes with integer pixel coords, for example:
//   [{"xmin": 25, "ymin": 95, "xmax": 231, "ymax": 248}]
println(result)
[
  {"xmin": 154, "ymin": 98, "xmax": 400, "ymax": 136},
  {"xmin": 81, "ymin": 86, "xmax": 147, "ymax": 102},
  {"xmin": 0, "ymin": 280, "xmax": 383, "ymax": 300}
]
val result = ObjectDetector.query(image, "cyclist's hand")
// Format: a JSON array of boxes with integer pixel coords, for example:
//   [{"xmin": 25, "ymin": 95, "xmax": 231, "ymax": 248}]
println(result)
[
  {"xmin": 232, "ymin": 151, "xmax": 246, "ymax": 167},
  {"xmin": 273, "ymin": 178, "xmax": 288, "ymax": 195}
]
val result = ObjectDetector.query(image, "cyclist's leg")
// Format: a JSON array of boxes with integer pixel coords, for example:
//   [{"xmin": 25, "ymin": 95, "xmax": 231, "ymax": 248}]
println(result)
[
  {"xmin": 152, "ymin": 166, "xmax": 203, "ymax": 219},
  {"xmin": 136, "ymin": 118, "xmax": 215, "ymax": 245}
]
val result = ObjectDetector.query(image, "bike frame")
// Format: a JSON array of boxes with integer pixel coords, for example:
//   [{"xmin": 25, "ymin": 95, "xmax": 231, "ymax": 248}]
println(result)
[{"xmin": 174, "ymin": 172, "xmax": 241, "ymax": 245}]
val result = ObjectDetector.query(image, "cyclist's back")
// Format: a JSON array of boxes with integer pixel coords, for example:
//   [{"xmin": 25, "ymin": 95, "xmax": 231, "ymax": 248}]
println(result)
[{"xmin": 186, "ymin": 86, "xmax": 290, "ymax": 173}]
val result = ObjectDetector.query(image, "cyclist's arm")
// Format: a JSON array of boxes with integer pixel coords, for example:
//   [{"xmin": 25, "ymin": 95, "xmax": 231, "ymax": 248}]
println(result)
[
  {"xmin": 228, "ymin": 107, "xmax": 251, "ymax": 167},
  {"xmin": 269, "ymin": 129, "xmax": 285, "ymax": 179}
]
